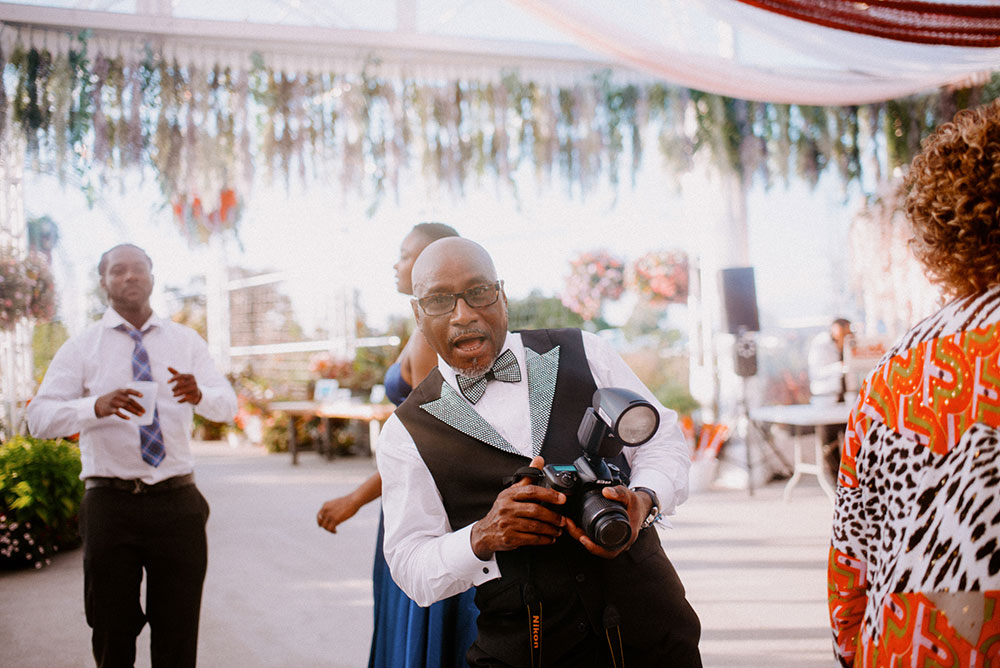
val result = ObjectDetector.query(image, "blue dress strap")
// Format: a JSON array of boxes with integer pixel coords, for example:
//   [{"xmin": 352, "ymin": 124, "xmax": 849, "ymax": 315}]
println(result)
[{"xmin": 384, "ymin": 362, "xmax": 413, "ymax": 407}]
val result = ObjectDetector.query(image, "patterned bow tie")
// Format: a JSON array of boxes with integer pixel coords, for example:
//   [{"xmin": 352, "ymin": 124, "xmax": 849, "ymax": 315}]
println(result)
[{"xmin": 456, "ymin": 349, "xmax": 521, "ymax": 404}]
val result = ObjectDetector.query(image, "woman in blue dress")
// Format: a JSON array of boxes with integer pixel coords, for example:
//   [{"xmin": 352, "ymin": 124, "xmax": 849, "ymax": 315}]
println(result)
[{"xmin": 316, "ymin": 223, "xmax": 478, "ymax": 668}]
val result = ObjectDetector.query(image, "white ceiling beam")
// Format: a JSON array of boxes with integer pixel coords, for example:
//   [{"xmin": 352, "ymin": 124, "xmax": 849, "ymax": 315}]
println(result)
[{"xmin": 0, "ymin": 2, "xmax": 620, "ymax": 71}]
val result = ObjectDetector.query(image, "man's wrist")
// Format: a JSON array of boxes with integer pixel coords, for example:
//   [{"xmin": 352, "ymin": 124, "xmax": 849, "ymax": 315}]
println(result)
[{"xmin": 631, "ymin": 486, "xmax": 660, "ymax": 529}]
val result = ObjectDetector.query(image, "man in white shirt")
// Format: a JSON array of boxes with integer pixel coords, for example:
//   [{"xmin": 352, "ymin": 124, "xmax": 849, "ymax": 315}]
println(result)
[
  {"xmin": 807, "ymin": 318, "xmax": 851, "ymax": 481},
  {"xmin": 807, "ymin": 318, "xmax": 851, "ymax": 402},
  {"xmin": 377, "ymin": 238, "xmax": 701, "ymax": 667},
  {"xmin": 27, "ymin": 244, "xmax": 237, "ymax": 668}
]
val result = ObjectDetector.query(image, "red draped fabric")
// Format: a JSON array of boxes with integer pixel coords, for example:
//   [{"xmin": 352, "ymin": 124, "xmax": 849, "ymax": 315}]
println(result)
[{"xmin": 734, "ymin": 0, "xmax": 1000, "ymax": 47}]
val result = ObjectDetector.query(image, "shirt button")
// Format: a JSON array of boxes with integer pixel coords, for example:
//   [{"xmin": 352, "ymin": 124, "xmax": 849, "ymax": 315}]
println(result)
[
  {"xmin": 575, "ymin": 573, "xmax": 585, "ymax": 583},
  {"xmin": 576, "ymin": 622, "xmax": 587, "ymax": 632},
  {"xmin": 482, "ymin": 567, "xmax": 489, "ymax": 574}
]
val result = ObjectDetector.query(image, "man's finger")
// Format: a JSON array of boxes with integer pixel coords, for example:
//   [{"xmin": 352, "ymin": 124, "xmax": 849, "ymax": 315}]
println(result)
[
  {"xmin": 513, "ymin": 455, "xmax": 546, "ymax": 486},
  {"xmin": 509, "ymin": 484, "xmax": 565, "ymax": 506}
]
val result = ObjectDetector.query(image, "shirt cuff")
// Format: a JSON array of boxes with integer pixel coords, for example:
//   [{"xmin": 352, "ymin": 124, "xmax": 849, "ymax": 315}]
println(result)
[
  {"xmin": 440, "ymin": 523, "xmax": 500, "ymax": 587},
  {"xmin": 75, "ymin": 396, "xmax": 100, "ymax": 423}
]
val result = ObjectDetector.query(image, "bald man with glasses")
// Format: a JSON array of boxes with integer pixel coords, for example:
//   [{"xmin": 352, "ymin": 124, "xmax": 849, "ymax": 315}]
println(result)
[{"xmin": 376, "ymin": 238, "xmax": 702, "ymax": 668}]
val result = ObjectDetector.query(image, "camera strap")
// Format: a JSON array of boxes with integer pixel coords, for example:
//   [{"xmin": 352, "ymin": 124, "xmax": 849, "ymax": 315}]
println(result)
[
  {"xmin": 503, "ymin": 465, "xmax": 544, "ymax": 486},
  {"xmin": 602, "ymin": 605, "xmax": 626, "ymax": 667},
  {"xmin": 523, "ymin": 582, "xmax": 543, "ymax": 668}
]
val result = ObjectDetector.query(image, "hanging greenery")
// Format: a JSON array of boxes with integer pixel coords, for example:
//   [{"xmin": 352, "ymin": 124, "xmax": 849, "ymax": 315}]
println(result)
[{"xmin": 4, "ymin": 30, "xmax": 1000, "ymax": 241}]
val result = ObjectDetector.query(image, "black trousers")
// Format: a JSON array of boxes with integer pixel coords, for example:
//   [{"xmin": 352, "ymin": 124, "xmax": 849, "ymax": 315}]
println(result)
[{"xmin": 80, "ymin": 483, "xmax": 210, "ymax": 668}]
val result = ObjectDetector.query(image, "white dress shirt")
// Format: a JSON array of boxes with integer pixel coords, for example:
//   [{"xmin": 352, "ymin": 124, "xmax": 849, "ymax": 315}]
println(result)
[
  {"xmin": 808, "ymin": 332, "xmax": 844, "ymax": 398},
  {"xmin": 377, "ymin": 330, "xmax": 691, "ymax": 606},
  {"xmin": 27, "ymin": 308, "xmax": 238, "ymax": 484}
]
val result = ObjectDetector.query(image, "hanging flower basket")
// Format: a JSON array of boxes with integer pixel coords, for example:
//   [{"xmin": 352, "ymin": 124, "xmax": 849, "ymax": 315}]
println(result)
[
  {"xmin": 629, "ymin": 250, "xmax": 690, "ymax": 305},
  {"xmin": 0, "ymin": 250, "xmax": 56, "ymax": 331},
  {"xmin": 171, "ymin": 188, "xmax": 242, "ymax": 245},
  {"xmin": 561, "ymin": 250, "xmax": 626, "ymax": 321}
]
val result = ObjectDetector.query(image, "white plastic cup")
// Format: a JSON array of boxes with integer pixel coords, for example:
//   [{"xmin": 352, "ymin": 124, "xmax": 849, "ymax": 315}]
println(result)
[{"xmin": 127, "ymin": 380, "xmax": 158, "ymax": 426}]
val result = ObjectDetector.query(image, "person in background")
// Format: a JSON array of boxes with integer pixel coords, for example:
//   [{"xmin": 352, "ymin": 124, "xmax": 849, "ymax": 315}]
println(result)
[
  {"xmin": 808, "ymin": 318, "xmax": 852, "ymax": 404},
  {"xmin": 316, "ymin": 222, "xmax": 479, "ymax": 668},
  {"xmin": 808, "ymin": 317, "xmax": 853, "ymax": 477},
  {"xmin": 27, "ymin": 243, "xmax": 237, "ymax": 668},
  {"xmin": 378, "ymin": 237, "xmax": 701, "ymax": 667},
  {"xmin": 828, "ymin": 101, "xmax": 1000, "ymax": 666}
]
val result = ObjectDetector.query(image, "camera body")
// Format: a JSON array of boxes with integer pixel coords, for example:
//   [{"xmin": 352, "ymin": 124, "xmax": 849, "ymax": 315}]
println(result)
[
  {"xmin": 541, "ymin": 455, "xmax": 632, "ymax": 550},
  {"xmin": 537, "ymin": 387, "xmax": 660, "ymax": 550}
]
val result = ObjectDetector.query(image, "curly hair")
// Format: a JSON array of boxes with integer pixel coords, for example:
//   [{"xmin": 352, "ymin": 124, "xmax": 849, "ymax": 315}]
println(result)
[{"xmin": 903, "ymin": 100, "xmax": 1000, "ymax": 299}]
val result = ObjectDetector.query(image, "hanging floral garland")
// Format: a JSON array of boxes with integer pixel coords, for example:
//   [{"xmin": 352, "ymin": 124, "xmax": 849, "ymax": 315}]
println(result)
[
  {"xmin": 561, "ymin": 249, "xmax": 626, "ymax": 321},
  {"xmin": 628, "ymin": 250, "xmax": 689, "ymax": 305},
  {"xmin": 171, "ymin": 188, "xmax": 242, "ymax": 246},
  {"xmin": 0, "ymin": 249, "xmax": 56, "ymax": 331},
  {"xmin": 4, "ymin": 29, "xmax": 1000, "ymax": 242}
]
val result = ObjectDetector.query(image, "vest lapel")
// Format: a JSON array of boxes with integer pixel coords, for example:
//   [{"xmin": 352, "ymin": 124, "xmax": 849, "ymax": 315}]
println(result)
[
  {"xmin": 525, "ymin": 345, "xmax": 559, "ymax": 457},
  {"xmin": 420, "ymin": 381, "xmax": 518, "ymax": 455}
]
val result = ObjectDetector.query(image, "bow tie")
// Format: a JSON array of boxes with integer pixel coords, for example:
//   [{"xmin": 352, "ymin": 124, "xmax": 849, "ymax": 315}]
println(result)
[{"xmin": 456, "ymin": 349, "xmax": 521, "ymax": 404}]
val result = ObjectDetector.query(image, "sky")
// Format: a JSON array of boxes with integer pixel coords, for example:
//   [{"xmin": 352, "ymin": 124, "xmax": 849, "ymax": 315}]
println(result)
[{"xmin": 27, "ymin": 153, "xmax": 857, "ymax": 344}]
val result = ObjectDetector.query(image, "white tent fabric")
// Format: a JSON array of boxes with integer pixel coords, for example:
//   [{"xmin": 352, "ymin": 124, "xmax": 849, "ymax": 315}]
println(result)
[{"xmin": 510, "ymin": 0, "xmax": 1000, "ymax": 105}]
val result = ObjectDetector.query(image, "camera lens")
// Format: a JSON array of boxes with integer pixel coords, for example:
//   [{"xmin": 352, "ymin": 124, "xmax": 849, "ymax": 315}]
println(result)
[{"xmin": 580, "ymin": 490, "xmax": 631, "ymax": 550}]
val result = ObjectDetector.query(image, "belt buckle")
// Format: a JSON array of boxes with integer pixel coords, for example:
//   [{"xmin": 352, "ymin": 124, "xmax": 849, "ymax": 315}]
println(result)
[{"xmin": 132, "ymin": 479, "xmax": 143, "ymax": 495}]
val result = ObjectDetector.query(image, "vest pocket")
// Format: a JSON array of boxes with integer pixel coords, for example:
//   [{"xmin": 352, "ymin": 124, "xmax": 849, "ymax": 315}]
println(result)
[{"xmin": 472, "ymin": 578, "xmax": 532, "ymax": 665}]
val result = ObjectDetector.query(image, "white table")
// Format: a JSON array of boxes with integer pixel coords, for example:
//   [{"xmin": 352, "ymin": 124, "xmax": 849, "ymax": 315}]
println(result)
[
  {"xmin": 749, "ymin": 402, "xmax": 851, "ymax": 502},
  {"xmin": 268, "ymin": 401, "xmax": 395, "ymax": 464}
]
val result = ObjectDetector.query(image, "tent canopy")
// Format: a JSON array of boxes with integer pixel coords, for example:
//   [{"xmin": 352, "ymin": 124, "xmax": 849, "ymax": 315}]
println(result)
[{"xmin": 3, "ymin": 0, "xmax": 1000, "ymax": 103}]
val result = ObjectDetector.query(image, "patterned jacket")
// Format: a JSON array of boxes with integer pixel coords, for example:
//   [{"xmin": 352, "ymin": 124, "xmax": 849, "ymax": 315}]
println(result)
[{"xmin": 828, "ymin": 285, "xmax": 1000, "ymax": 667}]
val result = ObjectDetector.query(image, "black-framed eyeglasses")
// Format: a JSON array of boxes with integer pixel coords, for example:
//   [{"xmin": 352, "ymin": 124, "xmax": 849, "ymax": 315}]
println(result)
[{"xmin": 414, "ymin": 281, "xmax": 504, "ymax": 316}]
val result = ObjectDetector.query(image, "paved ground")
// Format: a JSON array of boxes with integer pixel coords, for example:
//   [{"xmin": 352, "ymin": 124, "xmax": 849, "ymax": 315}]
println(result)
[{"xmin": 1, "ymin": 441, "xmax": 838, "ymax": 667}]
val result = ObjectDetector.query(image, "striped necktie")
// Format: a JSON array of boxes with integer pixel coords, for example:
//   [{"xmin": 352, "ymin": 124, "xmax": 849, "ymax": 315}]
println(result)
[{"xmin": 116, "ymin": 324, "xmax": 166, "ymax": 466}]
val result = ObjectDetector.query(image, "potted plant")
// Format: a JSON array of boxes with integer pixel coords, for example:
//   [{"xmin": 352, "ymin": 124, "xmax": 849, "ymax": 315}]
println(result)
[{"xmin": 0, "ymin": 435, "xmax": 83, "ymax": 569}]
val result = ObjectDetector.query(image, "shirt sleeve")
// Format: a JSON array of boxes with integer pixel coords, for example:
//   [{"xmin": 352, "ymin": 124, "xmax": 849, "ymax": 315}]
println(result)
[
  {"xmin": 26, "ymin": 337, "xmax": 101, "ymax": 439},
  {"xmin": 184, "ymin": 328, "xmax": 238, "ymax": 424},
  {"xmin": 377, "ymin": 415, "xmax": 500, "ymax": 606},
  {"xmin": 828, "ymin": 399, "xmax": 872, "ymax": 666},
  {"xmin": 580, "ymin": 331, "xmax": 691, "ymax": 515}
]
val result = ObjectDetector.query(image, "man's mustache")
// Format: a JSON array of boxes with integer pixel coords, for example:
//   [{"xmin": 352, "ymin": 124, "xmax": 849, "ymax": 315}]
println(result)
[{"xmin": 448, "ymin": 328, "xmax": 489, "ymax": 346}]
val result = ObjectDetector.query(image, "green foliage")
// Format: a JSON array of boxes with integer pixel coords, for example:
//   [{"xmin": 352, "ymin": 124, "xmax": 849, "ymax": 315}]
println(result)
[
  {"xmin": 0, "ymin": 435, "xmax": 83, "ymax": 569},
  {"xmin": 652, "ymin": 382, "xmax": 700, "ymax": 417},
  {"xmin": 32, "ymin": 320, "xmax": 69, "ymax": 385},
  {"xmin": 346, "ymin": 343, "xmax": 397, "ymax": 395},
  {"xmin": 191, "ymin": 413, "xmax": 228, "ymax": 441},
  {"xmin": 620, "ymin": 347, "xmax": 699, "ymax": 418},
  {"xmin": 508, "ymin": 291, "xmax": 585, "ymax": 331},
  {"xmin": 260, "ymin": 413, "xmax": 357, "ymax": 455}
]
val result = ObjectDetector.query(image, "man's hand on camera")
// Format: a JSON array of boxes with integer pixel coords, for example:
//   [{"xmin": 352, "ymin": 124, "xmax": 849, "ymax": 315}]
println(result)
[
  {"xmin": 470, "ymin": 456, "xmax": 567, "ymax": 561},
  {"xmin": 565, "ymin": 485, "xmax": 650, "ymax": 559}
]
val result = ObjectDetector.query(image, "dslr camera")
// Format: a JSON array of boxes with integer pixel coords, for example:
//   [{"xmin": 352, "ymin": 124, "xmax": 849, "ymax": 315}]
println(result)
[{"xmin": 540, "ymin": 387, "xmax": 660, "ymax": 550}]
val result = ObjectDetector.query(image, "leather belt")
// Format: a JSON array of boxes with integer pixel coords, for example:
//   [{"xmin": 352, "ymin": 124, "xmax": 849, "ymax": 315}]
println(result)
[{"xmin": 84, "ymin": 473, "xmax": 195, "ymax": 494}]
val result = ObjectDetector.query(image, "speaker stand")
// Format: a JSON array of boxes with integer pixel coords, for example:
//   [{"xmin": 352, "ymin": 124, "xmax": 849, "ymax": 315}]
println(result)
[{"xmin": 737, "ymin": 375, "xmax": 794, "ymax": 496}]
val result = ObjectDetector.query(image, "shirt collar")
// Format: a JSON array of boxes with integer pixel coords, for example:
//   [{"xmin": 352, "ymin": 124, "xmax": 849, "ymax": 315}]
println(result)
[
  {"xmin": 437, "ymin": 331, "xmax": 522, "ymax": 391},
  {"xmin": 101, "ymin": 307, "xmax": 162, "ymax": 333}
]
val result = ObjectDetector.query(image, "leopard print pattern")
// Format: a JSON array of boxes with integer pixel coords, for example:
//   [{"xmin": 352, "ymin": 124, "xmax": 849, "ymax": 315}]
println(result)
[{"xmin": 840, "ymin": 422, "xmax": 1000, "ymax": 640}]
